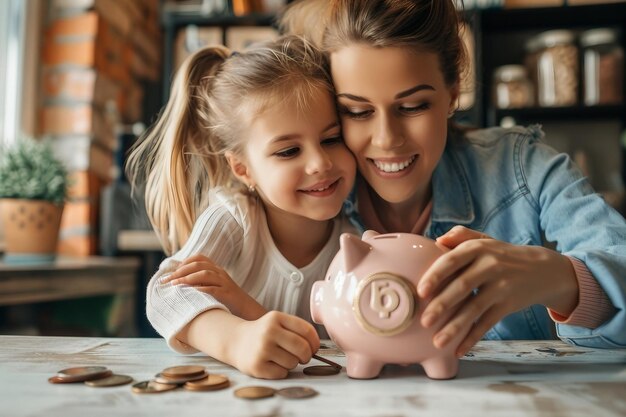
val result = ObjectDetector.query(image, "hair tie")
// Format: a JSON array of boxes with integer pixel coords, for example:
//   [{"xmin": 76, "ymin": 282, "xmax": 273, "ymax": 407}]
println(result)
[{"xmin": 230, "ymin": 51, "xmax": 240, "ymax": 58}]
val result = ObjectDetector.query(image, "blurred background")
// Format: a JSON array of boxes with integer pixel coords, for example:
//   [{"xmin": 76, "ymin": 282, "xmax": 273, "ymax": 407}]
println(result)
[{"xmin": 0, "ymin": 0, "xmax": 624, "ymax": 338}]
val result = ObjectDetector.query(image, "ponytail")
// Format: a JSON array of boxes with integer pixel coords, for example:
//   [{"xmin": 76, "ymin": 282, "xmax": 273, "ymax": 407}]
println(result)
[{"xmin": 126, "ymin": 46, "xmax": 230, "ymax": 255}]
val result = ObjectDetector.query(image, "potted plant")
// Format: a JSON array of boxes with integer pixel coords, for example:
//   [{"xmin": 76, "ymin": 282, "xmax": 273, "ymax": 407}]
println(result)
[{"xmin": 0, "ymin": 138, "xmax": 69, "ymax": 264}]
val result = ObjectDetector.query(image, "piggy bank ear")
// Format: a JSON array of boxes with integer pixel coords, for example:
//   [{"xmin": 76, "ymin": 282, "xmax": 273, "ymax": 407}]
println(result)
[
  {"xmin": 362, "ymin": 230, "xmax": 380, "ymax": 240},
  {"xmin": 340, "ymin": 233, "xmax": 372, "ymax": 271}
]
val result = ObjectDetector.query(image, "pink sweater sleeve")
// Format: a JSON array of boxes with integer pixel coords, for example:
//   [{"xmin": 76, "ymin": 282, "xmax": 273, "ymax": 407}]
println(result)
[{"xmin": 547, "ymin": 257, "xmax": 616, "ymax": 328}]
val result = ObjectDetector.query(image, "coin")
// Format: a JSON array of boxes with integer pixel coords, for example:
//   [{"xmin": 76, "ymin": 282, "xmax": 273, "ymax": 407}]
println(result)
[
  {"xmin": 312, "ymin": 354, "xmax": 342, "ymax": 369},
  {"xmin": 154, "ymin": 371, "xmax": 208, "ymax": 385},
  {"xmin": 234, "ymin": 386, "xmax": 276, "ymax": 399},
  {"xmin": 183, "ymin": 374, "xmax": 230, "ymax": 392},
  {"xmin": 276, "ymin": 386, "xmax": 318, "ymax": 399},
  {"xmin": 50, "ymin": 367, "xmax": 113, "ymax": 383},
  {"xmin": 161, "ymin": 365, "xmax": 206, "ymax": 378},
  {"xmin": 131, "ymin": 380, "xmax": 178, "ymax": 394},
  {"xmin": 85, "ymin": 374, "xmax": 133, "ymax": 387},
  {"xmin": 303, "ymin": 365, "xmax": 340, "ymax": 376}
]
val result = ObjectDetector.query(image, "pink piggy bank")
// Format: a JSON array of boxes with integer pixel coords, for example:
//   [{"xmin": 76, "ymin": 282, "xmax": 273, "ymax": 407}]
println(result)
[{"xmin": 311, "ymin": 230, "xmax": 463, "ymax": 380}]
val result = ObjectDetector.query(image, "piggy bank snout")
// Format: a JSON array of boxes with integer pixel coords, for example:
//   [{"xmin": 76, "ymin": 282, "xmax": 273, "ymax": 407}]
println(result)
[{"xmin": 310, "ymin": 281, "xmax": 325, "ymax": 324}]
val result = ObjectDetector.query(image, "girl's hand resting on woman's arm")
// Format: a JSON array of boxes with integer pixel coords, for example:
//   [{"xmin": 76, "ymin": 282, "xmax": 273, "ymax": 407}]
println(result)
[
  {"xmin": 417, "ymin": 226, "xmax": 579, "ymax": 358},
  {"xmin": 163, "ymin": 254, "xmax": 267, "ymax": 320}
]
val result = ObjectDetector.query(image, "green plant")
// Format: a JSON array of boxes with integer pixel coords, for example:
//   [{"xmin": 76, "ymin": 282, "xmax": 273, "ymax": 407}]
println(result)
[{"xmin": 0, "ymin": 138, "xmax": 69, "ymax": 204}]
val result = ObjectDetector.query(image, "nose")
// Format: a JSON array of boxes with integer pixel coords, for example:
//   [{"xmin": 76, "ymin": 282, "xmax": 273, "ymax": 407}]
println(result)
[
  {"xmin": 305, "ymin": 147, "xmax": 333, "ymax": 175},
  {"xmin": 372, "ymin": 112, "xmax": 404, "ymax": 150}
]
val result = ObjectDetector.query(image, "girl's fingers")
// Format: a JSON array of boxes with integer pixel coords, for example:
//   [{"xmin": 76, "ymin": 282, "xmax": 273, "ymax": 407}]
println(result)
[
  {"xmin": 169, "ymin": 262, "xmax": 221, "ymax": 281},
  {"xmin": 275, "ymin": 313, "xmax": 320, "ymax": 356},
  {"xmin": 169, "ymin": 271, "xmax": 220, "ymax": 287},
  {"xmin": 418, "ymin": 243, "xmax": 480, "ymax": 299},
  {"xmin": 179, "ymin": 254, "xmax": 211, "ymax": 265}
]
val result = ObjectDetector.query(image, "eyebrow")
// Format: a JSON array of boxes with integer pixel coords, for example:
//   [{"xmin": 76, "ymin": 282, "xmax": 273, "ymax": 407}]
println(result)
[
  {"xmin": 337, "ymin": 84, "xmax": 436, "ymax": 102},
  {"xmin": 270, "ymin": 121, "xmax": 340, "ymax": 143}
]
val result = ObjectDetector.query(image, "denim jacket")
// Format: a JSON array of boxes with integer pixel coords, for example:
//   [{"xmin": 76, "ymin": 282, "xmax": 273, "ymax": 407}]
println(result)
[{"xmin": 344, "ymin": 125, "xmax": 626, "ymax": 349}]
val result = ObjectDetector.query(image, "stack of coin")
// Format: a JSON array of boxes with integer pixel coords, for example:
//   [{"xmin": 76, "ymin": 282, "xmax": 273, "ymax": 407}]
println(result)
[
  {"xmin": 183, "ymin": 374, "xmax": 230, "ymax": 392},
  {"xmin": 154, "ymin": 365, "xmax": 208, "ymax": 385},
  {"xmin": 48, "ymin": 366, "xmax": 132, "ymax": 387}
]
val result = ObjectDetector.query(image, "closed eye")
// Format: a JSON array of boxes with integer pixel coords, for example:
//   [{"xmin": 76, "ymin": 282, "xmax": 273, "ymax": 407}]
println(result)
[
  {"xmin": 400, "ymin": 102, "xmax": 431, "ymax": 114},
  {"xmin": 338, "ymin": 106, "xmax": 373, "ymax": 120},
  {"xmin": 321, "ymin": 136, "xmax": 343, "ymax": 146}
]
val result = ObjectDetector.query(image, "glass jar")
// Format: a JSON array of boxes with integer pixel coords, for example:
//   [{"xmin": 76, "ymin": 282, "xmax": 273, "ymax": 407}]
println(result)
[
  {"xmin": 536, "ymin": 30, "xmax": 579, "ymax": 107},
  {"xmin": 581, "ymin": 28, "xmax": 624, "ymax": 106},
  {"xmin": 492, "ymin": 65, "xmax": 534, "ymax": 109}
]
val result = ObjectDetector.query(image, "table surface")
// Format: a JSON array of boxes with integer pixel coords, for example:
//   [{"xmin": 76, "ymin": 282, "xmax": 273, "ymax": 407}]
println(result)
[{"xmin": 2, "ymin": 336, "xmax": 625, "ymax": 417}]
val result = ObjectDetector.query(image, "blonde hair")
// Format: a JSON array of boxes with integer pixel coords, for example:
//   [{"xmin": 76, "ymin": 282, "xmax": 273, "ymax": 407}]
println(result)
[
  {"xmin": 126, "ymin": 36, "xmax": 334, "ymax": 254},
  {"xmin": 281, "ymin": 0, "xmax": 467, "ymax": 89}
]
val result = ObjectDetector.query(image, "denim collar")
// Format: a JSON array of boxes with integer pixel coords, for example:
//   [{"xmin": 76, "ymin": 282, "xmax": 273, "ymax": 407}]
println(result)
[{"xmin": 430, "ymin": 143, "xmax": 475, "ymax": 225}]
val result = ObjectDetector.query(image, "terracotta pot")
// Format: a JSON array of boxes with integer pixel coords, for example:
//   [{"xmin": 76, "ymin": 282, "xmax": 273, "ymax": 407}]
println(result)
[{"xmin": 0, "ymin": 199, "xmax": 64, "ymax": 264}]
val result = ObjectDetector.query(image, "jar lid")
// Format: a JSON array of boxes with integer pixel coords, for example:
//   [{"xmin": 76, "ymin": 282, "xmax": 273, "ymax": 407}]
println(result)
[
  {"xmin": 580, "ymin": 28, "xmax": 618, "ymax": 47},
  {"xmin": 536, "ymin": 30, "xmax": 575, "ymax": 47},
  {"xmin": 493, "ymin": 65, "xmax": 527, "ymax": 82}
]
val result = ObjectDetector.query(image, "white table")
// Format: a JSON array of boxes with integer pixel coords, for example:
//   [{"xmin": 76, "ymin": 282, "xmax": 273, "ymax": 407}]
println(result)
[{"xmin": 2, "ymin": 336, "xmax": 625, "ymax": 417}]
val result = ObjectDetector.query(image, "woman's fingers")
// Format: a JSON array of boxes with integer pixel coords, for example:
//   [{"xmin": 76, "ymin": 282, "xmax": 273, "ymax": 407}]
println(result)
[
  {"xmin": 436, "ymin": 225, "xmax": 493, "ymax": 249},
  {"xmin": 418, "ymin": 241, "xmax": 482, "ymax": 299},
  {"xmin": 430, "ymin": 285, "xmax": 496, "ymax": 349},
  {"xmin": 455, "ymin": 306, "xmax": 504, "ymax": 358}
]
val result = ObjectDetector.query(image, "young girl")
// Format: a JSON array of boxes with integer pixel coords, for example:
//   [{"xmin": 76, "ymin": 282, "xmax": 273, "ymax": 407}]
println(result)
[
  {"xmin": 126, "ymin": 35, "xmax": 356, "ymax": 379},
  {"xmin": 281, "ymin": 0, "xmax": 626, "ymax": 354}
]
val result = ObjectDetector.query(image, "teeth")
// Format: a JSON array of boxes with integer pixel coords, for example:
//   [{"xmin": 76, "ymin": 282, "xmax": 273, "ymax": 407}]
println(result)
[
  {"xmin": 306, "ymin": 182, "xmax": 334, "ymax": 192},
  {"xmin": 373, "ymin": 156, "xmax": 416, "ymax": 173}
]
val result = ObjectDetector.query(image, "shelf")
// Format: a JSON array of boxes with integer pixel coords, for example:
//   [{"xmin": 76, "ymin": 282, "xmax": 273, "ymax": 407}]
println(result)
[
  {"xmin": 492, "ymin": 104, "xmax": 624, "ymax": 124},
  {"xmin": 481, "ymin": 3, "xmax": 626, "ymax": 32}
]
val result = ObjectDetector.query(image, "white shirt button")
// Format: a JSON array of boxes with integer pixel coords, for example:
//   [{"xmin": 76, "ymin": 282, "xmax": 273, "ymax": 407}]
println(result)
[{"xmin": 289, "ymin": 271, "xmax": 304, "ymax": 285}]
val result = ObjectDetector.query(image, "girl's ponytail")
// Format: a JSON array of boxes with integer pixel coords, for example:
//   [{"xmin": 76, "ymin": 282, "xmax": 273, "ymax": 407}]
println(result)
[{"xmin": 126, "ymin": 46, "xmax": 230, "ymax": 255}]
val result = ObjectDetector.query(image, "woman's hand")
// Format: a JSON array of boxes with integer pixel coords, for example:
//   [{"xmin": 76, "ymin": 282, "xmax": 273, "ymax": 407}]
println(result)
[
  {"xmin": 417, "ymin": 226, "xmax": 579, "ymax": 357},
  {"xmin": 230, "ymin": 311, "xmax": 320, "ymax": 379},
  {"xmin": 163, "ymin": 254, "xmax": 267, "ymax": 320}
]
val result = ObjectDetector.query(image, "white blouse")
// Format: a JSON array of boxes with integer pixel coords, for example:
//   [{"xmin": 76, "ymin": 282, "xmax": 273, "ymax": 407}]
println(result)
[{"xmin": 146, "ymin": 188, "xmax": 356, "ymax": 353}]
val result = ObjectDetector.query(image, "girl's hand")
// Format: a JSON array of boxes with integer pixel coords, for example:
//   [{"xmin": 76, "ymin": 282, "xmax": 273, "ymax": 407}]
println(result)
[
  {"xmin": 417, "ymin": 226, "xmax": 578, "ymax": 358},
  {"xmin": 163, "ymin": 254, "xmax": 266, "ymax": 320},
  {"xmin": 230, "ymin": 311, "xmax": 320, "ymax": 379}
]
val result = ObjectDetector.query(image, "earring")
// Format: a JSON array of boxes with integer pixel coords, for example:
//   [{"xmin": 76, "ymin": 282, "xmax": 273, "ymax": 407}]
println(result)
[{"xmin": 248, "ymin": 184, "xmax": 256, "ymax": 193}]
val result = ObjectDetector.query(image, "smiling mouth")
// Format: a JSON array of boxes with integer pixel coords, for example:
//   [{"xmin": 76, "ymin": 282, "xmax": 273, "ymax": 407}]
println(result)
[
  {"xmin": 299, "ymin": 179, "xmax": 340, "ymax": 195},
  {"xmin": 370, "ymin": 155, "xmax": 417, "ymax": 173}
]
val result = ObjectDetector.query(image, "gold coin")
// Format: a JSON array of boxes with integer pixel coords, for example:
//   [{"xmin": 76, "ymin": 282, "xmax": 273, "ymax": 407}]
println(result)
[
  {"xmin": 85, "ymin": 374, "xmax": 133, "ymax": 387},
  {"xmin": 131, "ymin": 380, "xmax": 178, "ymax": 394},
  {"xmin": 303, "ymin": 365, "xmax": 340, "ymax": 376},
  {"xmin": 50, "ymin": 367, "xmax": 113, "ymax": 383},
  {"xmin": 161, "ymin": 365, "xmax": 206, "ymax": 378},
  {"xmin": 234, "ymin": 386, "xmax": 276, "ymax": 399},
  {"xmin": 154, "ymin": 371, "xmax": 208, "ymax": 385},
  {"xmin": 183, "ymin": 374, "xmax": 230, "ymax": 392},
  {"xmin": 276, "ymin": 386, "xmax": 318, "ymax": 399}
]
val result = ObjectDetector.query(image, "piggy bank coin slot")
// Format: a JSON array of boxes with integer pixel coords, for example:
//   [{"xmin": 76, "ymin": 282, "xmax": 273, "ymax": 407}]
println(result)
[
  {"xmin": 353, "ymin": 273, "xmax": 416, "ymax": 337},
  {"xmin": 372, "ymin": 234, "xmax": 399, "ymax": 240}
]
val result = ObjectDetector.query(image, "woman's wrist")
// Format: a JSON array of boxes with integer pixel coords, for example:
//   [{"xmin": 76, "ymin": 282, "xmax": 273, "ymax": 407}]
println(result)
[{"xmin": 542, "ymin": 250, "xmax": 579, "ymax": 316}]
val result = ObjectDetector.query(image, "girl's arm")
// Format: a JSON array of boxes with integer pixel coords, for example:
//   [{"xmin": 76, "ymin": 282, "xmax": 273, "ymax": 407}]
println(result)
[
  {"xmin": 177, "ymin": 309, "xmax": 320, "ymax": 379},
  {"xmin": 163, "ymin": 254, "xmax": 267, "ymax": 320}
]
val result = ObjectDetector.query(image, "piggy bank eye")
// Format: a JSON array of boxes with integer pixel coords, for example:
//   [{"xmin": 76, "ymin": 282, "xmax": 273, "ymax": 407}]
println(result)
[{"xmin": 326, "ymin": 275, "xmax": 331, "ymax": 281}]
